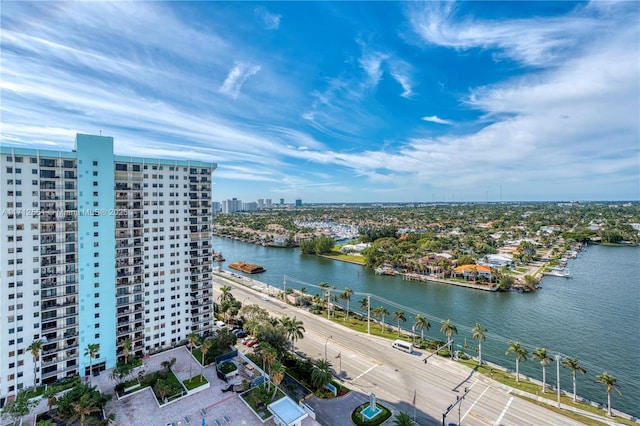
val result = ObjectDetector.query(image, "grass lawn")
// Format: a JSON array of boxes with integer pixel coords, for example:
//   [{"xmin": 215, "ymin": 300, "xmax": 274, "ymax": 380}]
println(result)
[
  {"xmin": 183, "ymin": 375, "xmax": 208, "ymax": 390},
  {"xmin": 320, "ymin": 251, "xmax": 366, "ymax": 265},
  {"xmin": 455, "ymin": 359, "xmax": 636, "ymax": 426}
]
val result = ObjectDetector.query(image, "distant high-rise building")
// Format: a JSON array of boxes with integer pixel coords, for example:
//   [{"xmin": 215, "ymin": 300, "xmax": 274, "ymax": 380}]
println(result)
[
  {"xmin": 280, "ymin": 198, "xmax": 285, "ymax": 205},
  {"xmin": 243, "ymin": 202, "xmax": 258, "ymax": 212},
  {"xmin": 0, "ymin": 134, "xmax": 216, "ymax": 398},
  {"xmin": 211, "ymin": 201, "xmax": 221, "ymax": 213},
  {"xmin": 265, "ymin": 199, "xmax": 272, "ymax": 209},
  {"xmin": 257, "ymin": 199, "xmax": 264, "ymax": 209},
  {"xmin": 295, "ymin": 198, "xmax": 302, "ymax": 207},
  {"xmin": 222, "ymin": 198, "xmax": 241, "ymax": 214}
]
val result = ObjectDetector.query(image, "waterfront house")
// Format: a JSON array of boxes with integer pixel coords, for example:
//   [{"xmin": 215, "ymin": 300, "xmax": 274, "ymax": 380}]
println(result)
[{"xmin": 453, "ymin": 264, "xmax": 492, "ymax": 282}]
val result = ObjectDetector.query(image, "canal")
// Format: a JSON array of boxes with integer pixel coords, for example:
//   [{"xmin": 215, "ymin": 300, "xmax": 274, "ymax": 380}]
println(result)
[{"xmin": 213, "ymin": 237, "xmax": 639, "ymax": 416}]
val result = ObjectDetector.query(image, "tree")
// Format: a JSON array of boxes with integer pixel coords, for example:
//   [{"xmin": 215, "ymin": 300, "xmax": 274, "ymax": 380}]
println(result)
[
  {"xmin": 373, "ymin": 306, "xmax": 389, "ymax": 333},
  {"xmin": 505, "ymin": 341, "xmax": 528, "ymax": 382},
  {"xmin": 121, "ymin": 339, "xmax": 132, "ymax": 365},
  {"xmin": 187, "ymin": 332, "xmax": 199, "ymax": 379},
  {"xmin": 261, "ymin": 343, "xmax": 278, "ymax": 391},
  {"xmin": 359, "ymin": 297, "xmax": 369, "ymax": 314},
  {"xmin": 340, "ymin": 287, "xmax": 354, "ymax": 320},
  {"xmin": 27, "ymin": 339, "xmax": 43, "ymax": 388},
  {"xmin": 562, "ymin": 357, "xmax": 587, "ymax": 402},
  {"xmin": 1, "ymin": 391, "xmax": 37, "ymax": 426},
  {"xmin": 200, "ymin": 340, "xmax": 211, "ymax": 378},
  {"xmin": 85, "ymin": 343, "xmax": 100, "ymax": 383},
  {"xmin": 219, "ymin": 285, "xmax": 233, "ymax": 303},
  {"xmin": 532, "ymin": 348, "xmax": 553, "ymax": 393},
  {"xmin": 311, "ymin": 359, "xmax": 333, "ymax": 390},
  {"xmin": 440, "ymin": 319, "xmax": 458, "ymax": 358},
  {"xmin": 43, "ymin": 387, "xmax": 58, "ymax": 414},
  {"xmin": 595, "ymin": 372, "xmax": 622, "ymax": 417},
  {"xmin": 318, "ymin": 282, "xmax": 329, "ymax": 310},
  {"xmin": 414, "ymin": 314, "xmax": 430, "ymax": 342},
  {"xmin": 68, "ymin": 393, "xmax": 101, "ymax": 426},
  {"xmin": 281, "ymin": 316, "xmax": 305, "ymax": 356},
  {"xmin": 393, "ymin": 412, "xmax": 416, "ymax": 426},
  {"xmin": 471, "ymin": 323, "xmax": 487, "ymax": 365},
  {"xmin": 153, "ymin": 380, "xmax": 171, "ymax": 404},
  {"xmin": 393, "ymin": 311, "xmax": 407, "ymax": 337},
  {"xmin": 270, "ymin": 362, "xmax": 285, "ymax": 400}
]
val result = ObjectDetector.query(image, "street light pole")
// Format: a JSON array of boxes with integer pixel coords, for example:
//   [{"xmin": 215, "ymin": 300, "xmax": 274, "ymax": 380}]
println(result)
[
  {"xmin": 324, "ymin": 335, "xmax": 332, "ymax": 361},
  {"xmin": 367, "ymin": 295, "xmax": 371, "ymax": 335}
]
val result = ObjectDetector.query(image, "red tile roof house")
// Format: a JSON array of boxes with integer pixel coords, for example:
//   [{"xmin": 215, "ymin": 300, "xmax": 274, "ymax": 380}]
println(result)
[{"xmin": 453, "ymin": 264, "xmax": 492, "ymax": 282}]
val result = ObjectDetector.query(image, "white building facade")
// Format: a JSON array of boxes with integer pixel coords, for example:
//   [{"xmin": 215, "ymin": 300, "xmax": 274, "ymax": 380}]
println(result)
[{"xmin": 0, "ymin": 134, "xmax": 216, "ymax": 399}]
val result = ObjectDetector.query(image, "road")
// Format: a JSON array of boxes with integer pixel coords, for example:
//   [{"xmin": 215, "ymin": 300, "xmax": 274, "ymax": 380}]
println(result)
[{"xmin": 215, "ymin": 272, "xmax": 590, "ymax": 426}]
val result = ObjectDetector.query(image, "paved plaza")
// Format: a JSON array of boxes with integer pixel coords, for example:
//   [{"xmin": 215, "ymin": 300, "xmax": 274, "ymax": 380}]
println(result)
[{"xmin": 21, "ymin": 346, "xmax": 321, "ymax": 426}]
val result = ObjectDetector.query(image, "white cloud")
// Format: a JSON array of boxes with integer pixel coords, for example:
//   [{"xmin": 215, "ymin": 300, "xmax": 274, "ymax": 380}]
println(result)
[
  {"xmin": 255, "ymin": 6, "xmax": 281, "ymax": 30},
  {"xmin": 422, "ymin": 115, "xmax": 453, "ymax": 125},
  {"xmin": 405, "ymin": 2, "xmax": 614, "ymax": 67},
  {"xmin": 219, "ymin": 62, "xmax": 261, "ymax": 99}
]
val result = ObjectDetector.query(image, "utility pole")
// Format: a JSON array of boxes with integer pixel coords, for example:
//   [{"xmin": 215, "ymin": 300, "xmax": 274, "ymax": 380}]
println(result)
[{"xmin": 556, "ymin": 354, "xmax": 561, "ymax": 408}]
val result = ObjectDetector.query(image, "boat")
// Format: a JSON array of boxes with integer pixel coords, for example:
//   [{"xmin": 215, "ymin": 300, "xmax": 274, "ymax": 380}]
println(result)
[
  {"xmin": 213, "ymin": 251, "xmax": 225, "ymax": 262},
  {"xmin": 229, "ymin": 261, "xmax": 266, "ymax": 274},
  {"xmin": 544, "ymin": 267, "xmax": 571, "ymax": 278},
  {"xmin": 374, "ymin": 267, "xmax": 396, "ymax": 276}
]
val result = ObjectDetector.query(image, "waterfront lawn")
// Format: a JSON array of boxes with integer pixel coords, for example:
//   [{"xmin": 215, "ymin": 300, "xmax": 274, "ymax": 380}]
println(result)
[
  {"xmin": 183, "ymin": 375, "xmax": 208, "ymax": 390},
  {"xmin": 320, "ymin": 250, "xmax": 366, "ymax": 265},
  {"xmin": 456, "ymin": 359, "xmax": 637, "ymax": 426}
]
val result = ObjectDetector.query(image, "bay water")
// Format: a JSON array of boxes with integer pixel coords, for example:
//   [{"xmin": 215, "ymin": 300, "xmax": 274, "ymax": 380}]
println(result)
[{"xmin": 213, "ymin": 237, "xmax": 639, "ymax": 416}]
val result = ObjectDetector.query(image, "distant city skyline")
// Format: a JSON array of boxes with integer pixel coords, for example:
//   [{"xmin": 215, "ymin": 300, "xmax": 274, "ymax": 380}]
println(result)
[{"xmin": 1, "ymin": 2, "xmax": 638, "ymax": 202}]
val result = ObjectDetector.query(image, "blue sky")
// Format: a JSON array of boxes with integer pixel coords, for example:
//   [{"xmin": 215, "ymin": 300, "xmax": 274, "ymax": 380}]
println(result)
[{"xmin": 1, "ymin": 1, "xmax": 638, "ymax": 203}]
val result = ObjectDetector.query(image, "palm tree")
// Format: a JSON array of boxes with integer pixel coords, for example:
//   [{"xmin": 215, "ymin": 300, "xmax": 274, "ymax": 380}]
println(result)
[
  {"xmin": 393, "ymin": 311, "xmax": 407, "ymax": 337},
  {"xmin": 84, "ymin": 343, "xmax": 100, "ymax": 383},
  {"xmin": 471, "ymin": 323, "xmax": 487, "ymax": 365},
  {"xmin": 505, "ymin": 341, "xmax": 528, "ymax": 382},
  {"xmin": 282, "ymin": 316, "xmax": 305, "ymax": 356},
  {"xmin": 121, "ymin": 340, "xmax": 132, "ymax": 365},
  {"xmin": 359, "ymin": 297, "xmax": 369, "ymax": 314},
  {"xmin": 27, "ymin": 339, "xmax": 43, "ymax": 388},
  {"xmin": 393, "ymin": 412, "xmax": 416, "ymax": 426},
  {"xmin": 43, "ymin": 387, "xmax": 57, "ymax": 414},
  {"xmin": 440, "ymin": 319, "xmax": 458, "ymax": 358},
  {"xmin": 562, "ymin": 357, "xmax": 587, "ymax": 402},
  {"xmin": 373, "ymin": 307, "xmax": 389, "ymax": 333},
  {"xmin": 200, "ymin": 339, "xmax": 211, "ymax": 379},
  {"xmin": 532, "ymin": 348, "xmax": 553, "ymax": 393},
  {"xmin": 187, "ymin": 332, "xmax": 199, "ymax": 378},
  {"xmin": 340, "ymin": 287, "xmax": 354, "ymax": 320},
  {"xmin": 595, "ymin": 372, "xmax": 622, "ymax": 417},
  {"xmin": 318, "ymin": 282, "xmax": 329, "ymax": 301},
  {"xmin": 414, "ymin": 315, "xmax": 430, "ymax": 342},
  {"xmin": 219, "ymin": 285, "xmax": 233, "ymax": 302},
  {"xmin": 69, "ymin": 393, "xmax": 101, "ymax": 426},
  {"xmin": 270, "ymin": 362, "xmax": 285, "ymax": 399},
  {"xmin": 262, "ymin": 343, "xmax": 278, "ymax": 390},
  {"xmin": 311, "ymin": 359, "xmax": 333, "ymax": 390}
]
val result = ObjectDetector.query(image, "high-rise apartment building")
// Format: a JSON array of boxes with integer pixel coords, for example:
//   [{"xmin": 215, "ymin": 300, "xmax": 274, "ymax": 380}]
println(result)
[{"xmin": 0, "ymin": 134, "xmax": 216, "ymax": 399}]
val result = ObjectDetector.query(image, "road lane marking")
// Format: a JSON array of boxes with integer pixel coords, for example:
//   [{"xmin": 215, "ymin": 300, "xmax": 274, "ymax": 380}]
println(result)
[
  {"xmin": 352, "ymin": 364, "xmax": 378, "ymax": 382},
  {"xmin": 495, "ymin": 396, "xmax": 513, "ymax": 425},
  {"xmin": 461, "ymin": 383, "xmax": 489, "ymax": 422}
]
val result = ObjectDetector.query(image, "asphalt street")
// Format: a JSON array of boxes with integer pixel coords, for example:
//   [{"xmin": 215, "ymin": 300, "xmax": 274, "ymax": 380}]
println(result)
[{"xmin": 215, "ymin": 272, "xmax": 598, "ymax": 426}]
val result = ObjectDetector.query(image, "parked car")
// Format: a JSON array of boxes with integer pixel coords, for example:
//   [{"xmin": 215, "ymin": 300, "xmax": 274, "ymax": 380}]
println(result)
[
  {"xmin": 231, "ymin": 328, "xmax": 244, "ymax": 335},
  {"xmin": 215, "ymin": 321, "xmax": 226, "ymax": 328},
  {"xmin": 246, "ymin": 339, "xmax": 259, "ymax": 347},
  {"xmin": 235, "ymin": 331, "xmax": 248, "ymax": 338}
]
